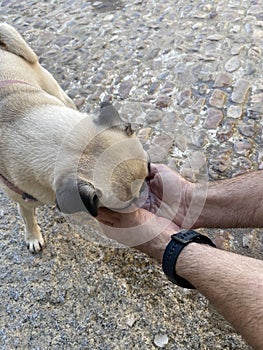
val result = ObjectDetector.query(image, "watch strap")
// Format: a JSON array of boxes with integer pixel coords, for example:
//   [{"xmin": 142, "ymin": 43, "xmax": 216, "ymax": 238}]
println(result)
[{"xmin": 162, "ymin": 230, "xmax": 216, "ymax": 289}]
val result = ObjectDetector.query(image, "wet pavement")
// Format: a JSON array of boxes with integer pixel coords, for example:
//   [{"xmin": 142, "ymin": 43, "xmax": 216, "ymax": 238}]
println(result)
[{"xmin": 0, "ymin": 0, "xmax": 263, "ymax": 349}]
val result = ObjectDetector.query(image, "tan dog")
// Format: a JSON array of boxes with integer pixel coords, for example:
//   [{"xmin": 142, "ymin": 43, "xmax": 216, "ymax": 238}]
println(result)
[{"xmin": 0, "ymin": 23, "xmax": 149, "ymax": 252}]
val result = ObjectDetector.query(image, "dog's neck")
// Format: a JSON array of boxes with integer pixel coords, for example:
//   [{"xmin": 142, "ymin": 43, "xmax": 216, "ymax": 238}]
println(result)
[{"xmin": 0, "ymin": 173, "xmax": 37, "ymax": 202}]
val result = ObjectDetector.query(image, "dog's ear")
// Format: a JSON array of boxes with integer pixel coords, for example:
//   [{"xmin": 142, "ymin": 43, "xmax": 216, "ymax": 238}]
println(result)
[
  {"xmin": 96, "ymin": 101, "xmax": 122, "ymax": 127},
  {"xmin": 97, "ymin": 102, "xmax": 135, "ymax": 136},
  {"xmin": 124, "ymin": 123, "xmax": 135, "ymax": 136},
  {"xmin": 55, "ymin": 178, "xmax": 100, "ymax": 217}
]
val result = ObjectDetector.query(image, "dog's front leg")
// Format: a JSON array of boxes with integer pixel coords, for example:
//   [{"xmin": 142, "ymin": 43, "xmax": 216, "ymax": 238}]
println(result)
[{"xmin": 18, "ymin": 204, "xmax": 45, "ymax": 253}]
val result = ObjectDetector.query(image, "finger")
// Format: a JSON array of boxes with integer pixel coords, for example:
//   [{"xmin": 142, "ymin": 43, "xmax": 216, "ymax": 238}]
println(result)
[
  {"xmin": 145, "ymin": 163, "xmax": 160, "ymax": 179},
  {"xmin": 97, "ymin": 207, "xmax": 122, "ymax": 226},
  {"xmin": 97, "ymin": 207, "xmax": 144, "ymax": 228},
  {"xmin": 148, "ymin": 172, "xmax": 164, "ymax": 199}
]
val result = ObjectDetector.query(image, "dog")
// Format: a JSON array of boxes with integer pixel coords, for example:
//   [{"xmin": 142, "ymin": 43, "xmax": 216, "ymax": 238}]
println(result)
[{"xmin": 0, "ymin": 23, "xmax": 149, "ymax": 252}]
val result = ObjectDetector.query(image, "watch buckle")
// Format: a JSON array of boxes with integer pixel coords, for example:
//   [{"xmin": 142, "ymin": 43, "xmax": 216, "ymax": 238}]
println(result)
[{"xmin": 172, "ymin": 235, "xmax": 191, "ymax": 244}]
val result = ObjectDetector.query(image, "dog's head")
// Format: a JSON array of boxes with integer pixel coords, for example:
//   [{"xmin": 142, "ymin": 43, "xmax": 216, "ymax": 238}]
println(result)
[{"xmin": 55, "ymin": 102, "xmax": 149, "ymax": 216}]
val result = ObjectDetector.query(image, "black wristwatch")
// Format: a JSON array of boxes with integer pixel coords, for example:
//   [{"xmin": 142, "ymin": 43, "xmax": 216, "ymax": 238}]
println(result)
[{"xmin": 162, "ymin": 230, "xmax": 216, "ymax": 289}]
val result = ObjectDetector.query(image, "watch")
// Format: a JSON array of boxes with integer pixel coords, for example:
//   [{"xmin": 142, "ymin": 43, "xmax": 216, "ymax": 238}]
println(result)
[{"xmin": 162, "ymin": 230, "xmax": 216, "ymax": 289}]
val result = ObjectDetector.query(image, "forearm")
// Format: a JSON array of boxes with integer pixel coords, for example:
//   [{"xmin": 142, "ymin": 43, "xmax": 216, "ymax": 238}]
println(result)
[
  {"xmin": 176, "ymin": 243, "xmax": 263, "ymax": 349},
  {"xmin": 192, "ymin": 171, "xmax": 263, "ymax": 228}
]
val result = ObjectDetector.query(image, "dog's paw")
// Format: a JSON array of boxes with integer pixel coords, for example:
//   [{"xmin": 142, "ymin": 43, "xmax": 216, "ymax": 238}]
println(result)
[{"xmin": 26, "ymin": 236, "xmax": 45, "ymax": 253}]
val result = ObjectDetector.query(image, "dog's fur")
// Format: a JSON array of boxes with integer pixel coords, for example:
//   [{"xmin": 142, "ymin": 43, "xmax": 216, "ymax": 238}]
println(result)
[{"xmin": 0, "ymin": 23, "xmax": 148, "ymax": 252}]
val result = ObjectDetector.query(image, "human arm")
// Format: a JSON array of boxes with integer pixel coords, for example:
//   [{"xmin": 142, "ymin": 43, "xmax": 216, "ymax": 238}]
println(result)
[
  {"xmin": 146, "ymin": 164, "xmax": 263, "ymax": 228},
  {"xmin": 98, "ymin": 208, "xmax": 263, "ymax": 349},
  {"xmin": 193, "ymin": 171, "xmax": 263, "ymax": 228},
  {"xmin": 97, "ymin": 207, "xmax": 180, "ymax": 261},
  {"xmin": 144, "ymin": 231, "xmax": 263, "ymax": 350},
  {"xmin": 176, "ymin": 242, "xmax": 263, "ymax": 350}
]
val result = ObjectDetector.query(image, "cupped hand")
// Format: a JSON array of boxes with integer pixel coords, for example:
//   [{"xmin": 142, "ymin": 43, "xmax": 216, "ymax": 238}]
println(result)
[
  {"xmin": 139, "ymin": 164, "xmax": 195, "ymax": 227},
  {"xmin": 97, "ymin": 207, "xmax": 180, "ymax": 263},
  {"xmin": 97, "ymin": 163, "xmax": 203, "ymax": 262}
]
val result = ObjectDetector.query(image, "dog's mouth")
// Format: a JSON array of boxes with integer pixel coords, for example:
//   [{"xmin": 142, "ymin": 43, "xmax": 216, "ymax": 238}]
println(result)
[
  {"xmin": 100, "ymin": 180, "xmax": 149, "ymax": 213},
  {"xmin": 104, "ymin": 198, "xmax": 137, "ymax": 212}
]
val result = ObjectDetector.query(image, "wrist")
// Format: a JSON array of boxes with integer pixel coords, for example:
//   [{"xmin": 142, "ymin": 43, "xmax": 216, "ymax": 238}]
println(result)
[
  {"xmin": 176, "ymin": 242, "xmax": 214, "ymax": 283},
  {"xmin": 170, "ymin": 180, "xmax": 196, "ymax": 228},
  {"xmin": 180, "ymin": 182, "xmax": 207, "ymax": 229},
  {"xmin": 135, "ymin": 230, "xmax": 172, "ymax": 264},
  {"xmin": 162, "ymin": 231, "xmax": 216, "ymax": 288}
]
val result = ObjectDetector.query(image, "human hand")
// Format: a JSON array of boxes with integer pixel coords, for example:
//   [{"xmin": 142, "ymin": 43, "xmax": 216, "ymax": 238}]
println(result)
[
  {"xmin": 97, "ymin": 163, "xmax": 206, "ymax": 262},
  {"xmin": 139, "ymin": 164, "xmax": 195, "ymax": 228},
  {"xmin": 97, "ymin": 207, "xmax": 180, "ymax": 263}
]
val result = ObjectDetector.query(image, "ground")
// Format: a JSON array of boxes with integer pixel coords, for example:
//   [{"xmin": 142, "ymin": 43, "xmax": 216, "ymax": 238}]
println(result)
[{"xmin": 0, "ymin": 1, "xmax": 262, "ymax": 349}]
